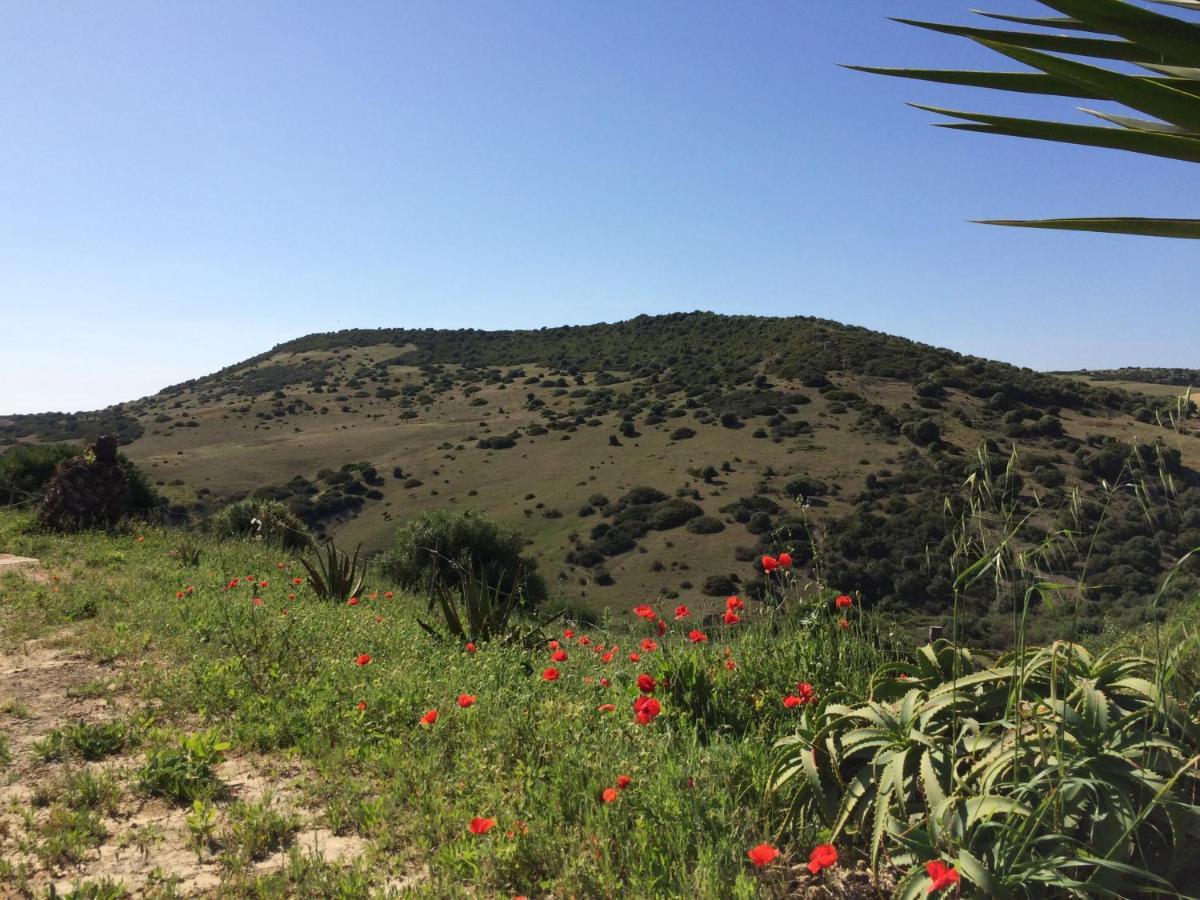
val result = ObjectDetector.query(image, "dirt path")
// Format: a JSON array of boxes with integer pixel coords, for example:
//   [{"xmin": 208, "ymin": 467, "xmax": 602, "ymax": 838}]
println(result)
[{"xmin": 0, "ymin": 635, "xmax": 371, "ymax": 897}]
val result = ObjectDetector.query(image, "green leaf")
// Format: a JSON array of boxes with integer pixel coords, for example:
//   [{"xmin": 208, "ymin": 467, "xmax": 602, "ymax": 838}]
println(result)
[
  {"xmin": 914, "ymin": 104, "xmax": 1200, "ymax": 163},
  {"xmin": 893, "ymin": 18, "xmax": 1162, "ymax": 64},
  {"xmin": 975, "ymin": 38, "xmax": 1200, "ymax": 133},
  {"xmin": 1081, "ymin": 108, "xmax": 1190, "ymax": 134},
  {"xmin": 976, "ymin": 217, "xmax": 1200, "ymax": 238},
  {"xmin": 955, "ymin": 848, "xmax": 1013, "ymax": 899},
  {"xmin": 974, "ymin": 12, "xmax": 1104, "ymax": 33},
  {"xmin": 1038, "ymin": 0, "xmax": 1200, "ymax": 65}
]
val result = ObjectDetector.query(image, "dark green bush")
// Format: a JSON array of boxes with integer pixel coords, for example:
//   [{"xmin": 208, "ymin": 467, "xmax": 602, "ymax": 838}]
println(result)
[
  {"xmin": 686, "ymin": 515, "xmax": 725, "ymax": 535},
  {"xmin": 210, "ymin": 499, "xmax": 311, "ymax": 551},
  {"xmin": 0, "ymin": 443, "xmax": 79, "ymax": 505},
  {"xmin": 379, "ymin": 509, "xmax": 547, "ymax": 608}
]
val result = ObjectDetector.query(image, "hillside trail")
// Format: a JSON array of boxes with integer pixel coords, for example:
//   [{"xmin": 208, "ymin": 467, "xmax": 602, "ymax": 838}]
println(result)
[{"xmin": 0, "ymin": 559, "xmax": 389, "ymax": 897}]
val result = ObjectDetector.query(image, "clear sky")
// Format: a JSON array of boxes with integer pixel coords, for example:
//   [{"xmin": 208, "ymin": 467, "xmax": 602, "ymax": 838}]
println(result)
[{"xmin": 2, "ymin": 1, "xmax": 1196, "ymax": 415}]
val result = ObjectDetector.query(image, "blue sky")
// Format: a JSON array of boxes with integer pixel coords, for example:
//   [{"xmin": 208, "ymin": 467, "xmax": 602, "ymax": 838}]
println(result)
[{"xmin": 2, "ymin": 1, "xmax": 1196, "ymax": 414}]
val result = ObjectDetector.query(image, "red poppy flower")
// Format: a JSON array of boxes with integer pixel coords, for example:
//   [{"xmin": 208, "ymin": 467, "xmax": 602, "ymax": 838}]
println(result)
[
  {"xmin": 778, "ymin": 552, "xmax": 793, "ymax": 568},
  {"xmin": 551, "ymin": 650, "xmax": 568, "ymax": 663},
  {"xmin": 578, "ymin": 635, "xmax": 591, "ymax": 646},
  {"xmin": 724, "ymin": 659, "xmax": 737, "ymax": 670},
  {"xmin": 457, "ymin": 694, "xmax": 476, "ymax": 708},
  {"xmin": 616, "ymin": 774, "xmax": 631, "ymax": 790},
  {"xmin": 656, "ymin": 618, "xmax": 667, "ymax": 636},
  {"xmin": 469, "ymin": 817, "xmax": 496, "ymax": 835},
  {"xmin": 926, "ymin": 860, "xmax": 959, "ymax": 893},
  {"xmin": 633, "ymin": 696, "xmax": 661, "ymax": 724},
  {"xmin": 726, "ymin": 595, "xmax": 745, "ymax": 611},
  {"xmin": 292, "ymin": 577, "xmax": 303, "ymax": 585},
  {"xmin": 633, "ymin": 604, "xmax": 656, "ymax": 620},
  {"xmin": 253, "ymin": 597, "xmax": 264, "ymax": 606},
  {"xmin": 548, "ymin": 640, "xmax": 561, "ymax": 651},
  {"xmin": 601, "ymin": 787, "xmax": 618, "ymax": 803},
  {"xmin": 542, "ymin": 667, "xmax": 560, "ymax": 681},
  {"xmin": 640, "ymin": 639, "xmax": 658, "ymax": 652},
  {"xmin": 175, "ymin": 590, "xmax": 184, "ymax": 599},
  {"xmin": 563, "ymin": 628, "xmax": 574, "ymax": 638},
  {"xmin": 808, "ymin": 843, "xmax": 838, "ymax": 875},
  {"xmin": 599, "ymin": 677, "xmax": 610, "ymax": 688},
  {"xmin": 227, "ymin": 578, "xmax": 240, "ymax": 589},
  {"xmin": 761, "ymin": 555, "xmax": 779, "ymax": 573},
  {"xmin": 637, "ymin": 674, "xmax": 657, "ymax": 694},
  {"xmin": 601, "ymin": 650, "xmax": 616, "ymax": 664},
  {"xmin": 747, "ymin": 843, "xmax": 779, "ymax": 869},
  {"xmin": 674, "ymin": 604, "xmax": 690, "ymax": 620},
  {"xmin": 347, "ymin": 597, "xmax": 360, "ymax": 606},
  {"xmin": 783, "ymin": 695, "xmax": 802, "ymax": 709},
  {"xmin": 465, "ymin": 642, "xmax": 477, "ymax": 653},
  {"xmin": 838, "ymin": 618, "xmax": 850, "ymax": 630},
  {"xmin": 689, "ymin": 629, "xmax": 708, "ymax": 643},
  {"xmin": 797, "ymin": 682, "xmax": 815, "ymax": 700},
  {"xmin": 355, "ymin": 653, "xmax": 371, "ymax": 666},
  {"xmin": 597, "ymin": 703, "xmax": 616, "ymax": 712},
  {"xmin": 420, "ymin": 709, "xmax": 438, "ymax": 726},
  {"xmin": 384, "ymin": 591, "xmax": 394, "ymax": 598},
  {"xmin": 259, "ymin": 580, "xmax": 268, "ymax": 588},
  {"xmin": 356, "ymin": 700, "xmax": 366, "ymax": 712},
  {"xmin": 723, "ymin": 610, "xmax": 741, "ymax": 625},
  {"xmin": 628, "ymin": 652, "xmax": 641, "ymax": 663},
  {"xmin": 835, "ymin": 594, "xmax": 853, "ymax": 609}
]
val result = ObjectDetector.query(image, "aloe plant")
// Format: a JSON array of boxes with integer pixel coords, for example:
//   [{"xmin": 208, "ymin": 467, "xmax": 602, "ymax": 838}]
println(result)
[
  {"xmin": 299, "ymin": 539, "xmax": 367, "ymax": 603},
  {"xmin": 856, "ymin": 0, "xmax": 1200, "ymax": 238},
  {"xmin": 771, "ymin": 641, "xmax": 1200, "ymax": 897}
]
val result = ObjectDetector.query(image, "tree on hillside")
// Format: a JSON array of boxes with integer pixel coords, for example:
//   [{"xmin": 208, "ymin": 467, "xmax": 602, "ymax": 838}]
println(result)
[{"xmin": 856, "ymin": 0, "xmax": 1200, "ymax": 238}]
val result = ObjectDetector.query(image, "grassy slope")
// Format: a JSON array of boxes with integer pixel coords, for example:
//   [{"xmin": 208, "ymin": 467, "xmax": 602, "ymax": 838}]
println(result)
[
  {"xmin": 3, "ymin": 314, "xmax": 1197, "ymax": 623},
  {"xmin": 0, "ymin": 512, "xmax": 891, "ymax": 897}
]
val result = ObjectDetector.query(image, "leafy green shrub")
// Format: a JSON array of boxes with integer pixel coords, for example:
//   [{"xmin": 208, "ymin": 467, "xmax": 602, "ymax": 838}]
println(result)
[
  {"xmin": 211, "ymin": 498, "xmax": 311, "ymax": 551},
  {"xmin": 379, "ymin": 509, "xmax": 547, "ymax": 609},
  {"xmin": 772, "ymin": 642, "xmax": 1200, "ymax": 897},
  {"xmin": 138, "ymin": 729, "xmax": 230, "ymax": 804},
  {"xmin": 648, "ymin": 499, "xmax": 703, "ymax": 531},
  {"xmin": 686, "ymin": 515, "xmax": 725, "ymax": 535},
  {"xmin": 0, "ymin": 442, "xmax": 79, "ymax": 505}
]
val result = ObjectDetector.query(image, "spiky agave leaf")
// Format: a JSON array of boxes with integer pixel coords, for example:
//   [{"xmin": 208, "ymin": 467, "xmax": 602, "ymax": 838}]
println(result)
[{"xmin": 861, "ymin": 0, "xmax": 1200, "ymax": 238}]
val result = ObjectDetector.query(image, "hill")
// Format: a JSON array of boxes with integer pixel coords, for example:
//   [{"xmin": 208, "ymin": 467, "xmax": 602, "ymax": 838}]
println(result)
[{"xmin": 3, "ymin": 312, "xmax": 1198, "ymax": 642}]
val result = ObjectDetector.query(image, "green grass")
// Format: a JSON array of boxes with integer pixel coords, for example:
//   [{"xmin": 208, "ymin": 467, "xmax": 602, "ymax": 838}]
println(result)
[{"xmin": 0, "ymin": 511, "xmax": 893, "ymax": 896}]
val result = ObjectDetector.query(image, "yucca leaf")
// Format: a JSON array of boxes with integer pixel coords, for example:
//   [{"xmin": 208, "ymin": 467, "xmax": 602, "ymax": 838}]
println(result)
[
  {"xmin": 976, "ymin": 216, "xmax": 1200, "ymax": 238},
  {"xmin": 893, "ymin": 18, "xmax": 1161, "ymax": 64},
  {"xmin": 1038, "ymin": 0, "xmax": 1200, "ymax": 64},
  {"xmin": 976, "ymin": 38, "xmax": 1200, "ymax": 132},
  {"xmin": 974, "ymin": 12, "xmax": 1103, "ymax": 32},
  {"xmin": 917, "ymin": 104, "xmax": 1200, "ymax": 163},
  {"xmin": 1082, "ymin": 108, "xmax": 1190, "ymax": 133}
]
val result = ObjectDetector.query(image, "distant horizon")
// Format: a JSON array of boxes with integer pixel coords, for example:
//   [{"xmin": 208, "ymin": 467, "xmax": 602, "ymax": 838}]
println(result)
[
  {"xmin": 3, "ymin": 2, "xmax": 1196, "ymax": 415},
  {"xmin": 2, "ymin": 309, "xmax": 1191, "ymax": 417}
]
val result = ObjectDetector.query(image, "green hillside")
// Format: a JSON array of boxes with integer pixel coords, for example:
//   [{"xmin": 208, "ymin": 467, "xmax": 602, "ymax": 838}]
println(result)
[{"xmin": 3, "ymin": 312, "xmax": 1198, "ymax": 644}]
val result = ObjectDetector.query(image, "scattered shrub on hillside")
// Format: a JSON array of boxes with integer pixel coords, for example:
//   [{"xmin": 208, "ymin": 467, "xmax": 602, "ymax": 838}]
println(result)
[
  {"xmin": 686, "ymin": 515, "xmax": 725, "ymax": 535},
  {"xmin": 211, "ymin": 498, "xmax": 311, "ymax": 551},
  {"xmin": 0, "ymin": 443, "xmax": 80, "ymax": 505},
  {"xmin": 379, "ymin": 509, "xmax": 547, "ymax": 610},
  {"xmin": 701, "ymin": 574, "xmax": 737, "ymax": 596}
]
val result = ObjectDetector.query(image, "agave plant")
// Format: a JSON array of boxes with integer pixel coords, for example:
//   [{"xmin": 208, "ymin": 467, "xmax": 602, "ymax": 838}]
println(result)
[
  {"xmin": 771, "ymin": 641, "xmax": 1200, "ymax": 897},
  {"xmin": 416, "ymin": 554, "xmax": 552, "ymax": 645},
  {"xmin": 299, "ymin": 539, "xmax": 367, "ymax": 603},
  {"xmin": 855, "ymin": 0, "xmax": 1200, "ymax": 238}
]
